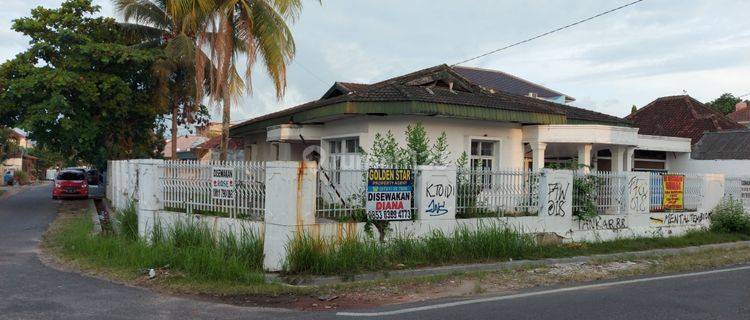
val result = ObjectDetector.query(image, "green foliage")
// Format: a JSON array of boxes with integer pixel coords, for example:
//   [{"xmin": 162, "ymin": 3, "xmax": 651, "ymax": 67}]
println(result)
[
  {"xmin": 55, "ymin": 213, "xmax": 265, "ymax": 283},
  {"xmin": 430, "ymin": 132, "xmax": 449, "ymax": 165},
  {"xmin": 284, "ymin": 227, "xmax": 750, "ymax": 275},
  {"xmin": 0, "ymin": 0, "xmax": 165, "ymax": 169},
  {"xmin": 13, "ymin": 170, "xmax": 30, "ymax": 185},
  {"xmin": 630, "ymin": 105, "xmax": 637, "ymax": 114},
  {"xmin": 710, "ymin": 198, "xmax": 750, "ymax": 234},
  {"xmin": 705, "ymin": 93, "xmax": 741, "ymax": 115},
  {"xmin": 572, "ymin": 175, "xmax": 601, "ymax": 220},
  {"xmin": 114, "ymin": 201, "xmax": 139, "ymax": 242},
  {"xmin": 405, "ymin": 123, "xmax": 431, "ymax": 165},
  {"xmin": 0, "ymin": 127, "xmax": 18, "ymax": 162}
]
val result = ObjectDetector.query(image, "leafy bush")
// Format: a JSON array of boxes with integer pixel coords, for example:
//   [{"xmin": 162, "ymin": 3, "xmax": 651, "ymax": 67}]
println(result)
[
  {"xmin": 13, "ymin": 170, "xmax": 29, "ymax": 185},
  {"xmin": 710, "ymin": 198, "xmax": 750, "ymax": 234}
]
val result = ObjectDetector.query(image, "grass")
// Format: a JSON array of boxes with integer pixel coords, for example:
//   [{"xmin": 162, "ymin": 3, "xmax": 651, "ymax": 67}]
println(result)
[
  {"xmin": 285, "ymin": 224, "xmax": 750, "ymax": 275},
  {"xmin": 47, "ymin": 205, "xmax": 265, "ymax": 284}
]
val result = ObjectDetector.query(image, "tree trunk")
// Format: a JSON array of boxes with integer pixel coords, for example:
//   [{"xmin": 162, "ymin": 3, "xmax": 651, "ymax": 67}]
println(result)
[
  {"xmin": 220, "ymin": 93, "xmax": 230, "ymax": 161},
  {"xmin": 171, "ymin": 103, "xmax": 178, "ymax": 160}
]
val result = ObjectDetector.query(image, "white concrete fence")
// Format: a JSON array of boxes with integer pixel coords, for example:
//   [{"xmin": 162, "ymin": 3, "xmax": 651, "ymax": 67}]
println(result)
[{"xmin": 107, "ymin": 159, "xmax": 744, "ymax": 272}]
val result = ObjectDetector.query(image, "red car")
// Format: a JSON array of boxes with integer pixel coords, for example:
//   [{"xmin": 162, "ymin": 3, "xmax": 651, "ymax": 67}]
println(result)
[{"xmin": 53, "ymin": 170, "xmax": 89, "ymax": 199}]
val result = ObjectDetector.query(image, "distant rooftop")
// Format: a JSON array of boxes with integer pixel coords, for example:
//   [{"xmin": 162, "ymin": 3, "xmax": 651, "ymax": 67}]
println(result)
[{"xmin": 692, "ymin": 130, "xmax": 750, "ymax": 160}]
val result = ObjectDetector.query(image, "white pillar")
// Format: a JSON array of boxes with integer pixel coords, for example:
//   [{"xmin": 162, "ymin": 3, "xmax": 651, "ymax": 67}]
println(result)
[
  {"xmin": 699, "ymin": 174, "xmax": 725, "ymax": 213},
  {"xmin": 539, "ymin": 169, "xmax": 574, "ymax": 235},
  {"xmin": 263, "ymin": 161, "xmax": 317, "ymax": 272},
  {"xmin": 136, "ymin": 159, "xmax": 165, "ymax": 239},
  {"xmin": 415, "ymin": 165, "xmax": 457, "ymax": 221},
  {"xmin": 530, "ymin": 142, "xmax": 547, "ymax": 171},
  {"xmin": 611, "ymin": 146, "xmax": 625, "ymax": 172},
  {"xmin": 625, "ymin": 147, "xmax": 636, "ymax": 172},
  {"xmin": 577, "ymin": 144, "xmax": 593, "ymax": 172},
  {"xmin": 624, "ymin": 172, "xmax": 650, "ymax": 214}
]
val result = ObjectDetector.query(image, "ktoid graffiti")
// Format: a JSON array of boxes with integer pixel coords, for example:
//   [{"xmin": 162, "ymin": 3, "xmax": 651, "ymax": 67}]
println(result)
[
  {"xmin": 628, "ymin": 176, "xmax": 648, "ymax": 212},
  {"xmin": 424, "ymin": 183, "xmax": 454, "ymax": 217},
  {"xmin": 547, "ymin": 182, "xmax": 570, "ymax": 217}
]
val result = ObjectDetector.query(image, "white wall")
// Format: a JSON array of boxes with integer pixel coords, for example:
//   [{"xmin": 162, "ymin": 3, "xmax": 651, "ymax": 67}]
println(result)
[{"xmin": 670, "ymin": 153, "xmax": 750, "ymax": 176}]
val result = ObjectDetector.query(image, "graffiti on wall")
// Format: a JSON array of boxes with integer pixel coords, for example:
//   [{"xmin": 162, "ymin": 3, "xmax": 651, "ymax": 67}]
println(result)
[
  {"xmin": 424, "ymin": 182, "xmax": 454, "ymax": 217},
  {"xmin": 628, "ymin": 176, "xmax": 648, "ymax": 213},
  {"xmin": 650, "ymin": 212, "xmax": 711, "ymax": 226},
  {"xmin": 577, "ymin": 216, "xmax": 628, "ymax": 230},
  {"xmin": 547, "ymin": 182, "xmax": 570, "ymax": 217}
]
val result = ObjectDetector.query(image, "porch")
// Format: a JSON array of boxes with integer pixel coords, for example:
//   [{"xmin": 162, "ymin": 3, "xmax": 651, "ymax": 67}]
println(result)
[{"xmin": 522, "ymin": 125, "xmax": 692, "ymax": 172}]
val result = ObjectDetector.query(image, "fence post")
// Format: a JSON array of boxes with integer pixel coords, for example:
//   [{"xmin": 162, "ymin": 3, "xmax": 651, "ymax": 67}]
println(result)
[
  {"xmin": 624, "ymin": 172, "xmax": 650, "ymax": 214},
  {"xmin": 415, "ymin": 165, "xmax": 457, "ymax": 221},
  {"xmin": 700, "ymin": 173, "xmax": 725, "ymax": 213},
  {"xmin": 263, "ymin": 161, "xmax": 317, "ymax": 272},
  {"xmin": 538, "ymin": 169, "xmax": 574, "ymax": 235},
  {"xmin": 136, "ymin": 159, "xmax": 164, "ymax": 240}
]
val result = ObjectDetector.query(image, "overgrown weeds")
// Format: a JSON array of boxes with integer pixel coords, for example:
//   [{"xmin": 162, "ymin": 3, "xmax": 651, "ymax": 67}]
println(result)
[
  {"xmin": 285, "ymin": 225, "xmax": 750, "ymax": 275},
  {"xmin": 52, "ymin": 207, "xmax": 265, "ymax": 284},
  {"xmin": 710, "ymin": 198, "xmax": 750, "ymax": 235}
]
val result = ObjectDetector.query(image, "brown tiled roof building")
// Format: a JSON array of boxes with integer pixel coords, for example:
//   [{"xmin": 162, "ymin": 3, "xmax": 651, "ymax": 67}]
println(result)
[{"xmin": 625, "ymin": 95, "xmax": 745, "ymax": 144}]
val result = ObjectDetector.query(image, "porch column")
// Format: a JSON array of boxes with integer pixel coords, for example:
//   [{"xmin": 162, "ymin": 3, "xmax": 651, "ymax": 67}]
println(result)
[
  {"xmin": 577, "ymin": 144, "xmax": 593, "ymax": 172},
  {"xmin": 530, "ymin": 142, "xmax": 547, "ymax": 171},
  {"xmin": 611, "ymin": 146, "xmax": 625, "ymax": 172},
  {"xmin": 624, "ymin": 147, "xmax": 636, "ymax": 172}
]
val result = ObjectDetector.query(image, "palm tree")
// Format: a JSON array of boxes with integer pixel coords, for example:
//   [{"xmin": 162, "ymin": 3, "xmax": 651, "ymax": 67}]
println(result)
[
  {"xmin": 172, "ymin": 0, "xmax": 305, "ymax": 161},
  {"xmin": 113, "ymin": 0, "xmax": 210, "ymax": 160}
]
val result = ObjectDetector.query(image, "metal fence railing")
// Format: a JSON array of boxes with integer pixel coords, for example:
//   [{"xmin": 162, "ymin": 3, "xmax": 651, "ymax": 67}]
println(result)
[
  {"xmin": 456, "ymin": 169, "xmax": 540, "ymax": 218},
  {"xmin": 572, "ymin": 171, "xmax": 627, "ymax": 215},
  {"xmin": 160, "ymin": 160, "xmax": 266, "ymax": 220},
  {"xmin": 725, "ymin": 176, "xmax": 750, "ymax": 211},
  {"xmin": 648, "ymin": 172, "xmax": 702, "ymax": 212},
  {"xmin": 316, "ymin": 167, "xmax": 369, "ymax": 220}
]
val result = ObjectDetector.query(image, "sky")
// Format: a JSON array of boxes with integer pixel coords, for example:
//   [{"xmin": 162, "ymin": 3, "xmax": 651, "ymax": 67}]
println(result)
[{"xmin": 2, "ymin": 0, "xmax": 749, "ymax": 123}]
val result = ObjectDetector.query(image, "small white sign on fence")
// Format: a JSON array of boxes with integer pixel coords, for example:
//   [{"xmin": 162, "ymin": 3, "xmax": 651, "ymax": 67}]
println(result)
[{"xmin": 211, "ymin": 167, "xmax": 235, "ymax": 200}]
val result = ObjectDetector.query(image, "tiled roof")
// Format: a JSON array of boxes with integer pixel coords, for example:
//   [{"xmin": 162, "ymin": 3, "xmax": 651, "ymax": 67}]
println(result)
[
  {"xmin": 728, "ymin": 103, "xmax": 750, "ymax": 123},
  {"xmin": 626, "ymin": 95, "xmax": 746, "ymax": 144},
  {"xmin": 692, "ymin": 130, "xmax": 750, "ymax": 160},
  {"xmin": 195, "ymin": 136, "xmax": 243, "ymax": 150},
  {"xmin": 162, "ymin": 135, "xmax": 208, "ymax": 158},
  {"xmin": 452, "ymin": 66, "xmax": 575, "ymax": 102},
  {"xmin": 232, "ymin": 64, "xmax": 628, "ymax": 133}
]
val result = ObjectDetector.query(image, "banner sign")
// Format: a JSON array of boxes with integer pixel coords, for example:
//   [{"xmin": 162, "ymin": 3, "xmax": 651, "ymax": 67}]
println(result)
[
  {"xmin": 211, "ymin": 167, "xmax": 236, "ymax": 200},
  {"xmin": 366, "ymin": 168, "xmax": 413, "ymax": 221},
  {"xmin": 662, "ymin": 174, "xmax": 684, "ymax": 210}
]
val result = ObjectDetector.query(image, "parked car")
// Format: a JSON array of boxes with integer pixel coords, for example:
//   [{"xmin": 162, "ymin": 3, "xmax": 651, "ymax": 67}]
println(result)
[{"xmin": 52, "ymin": 170, "xmax": 88, "ymax": 199}]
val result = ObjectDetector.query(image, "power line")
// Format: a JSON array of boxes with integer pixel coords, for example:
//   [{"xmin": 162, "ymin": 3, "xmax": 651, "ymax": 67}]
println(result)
[
  {"xmin": 452, "ymin": 0, "xmax": 647, "ymax": 66},
  {"xmin": 293, "ymin": 61, "xmax": 328, "ymax": 86},
  {"xmin": 739, "ymin": 92, "xmax": 750, "ymax": 98}
]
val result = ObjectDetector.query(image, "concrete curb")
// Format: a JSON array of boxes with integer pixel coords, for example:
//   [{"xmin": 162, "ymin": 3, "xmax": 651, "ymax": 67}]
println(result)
[{"xmin": 277, "ymin": 240, "xmax": 750, "ymax": 286}]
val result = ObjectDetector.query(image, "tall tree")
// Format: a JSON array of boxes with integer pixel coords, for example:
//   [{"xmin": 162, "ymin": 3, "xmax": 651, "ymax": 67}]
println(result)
[
  {"xmin": 0, "ymin": 0, "xmax": 165, "ymax": 169},
  {"xmin": 174, "ymin": 0, "xmax": 306, "ymax": 160},
  {"xmin": 706, "ymin": 93, "xmax": 741, "ymax": 115},
  {"xmin": 114, "ymin": 0, "xmax": 211, "ymax": 159},
  {"xmin": 0, "ymin": 127, "xmax": 18, "ymax": 163}
]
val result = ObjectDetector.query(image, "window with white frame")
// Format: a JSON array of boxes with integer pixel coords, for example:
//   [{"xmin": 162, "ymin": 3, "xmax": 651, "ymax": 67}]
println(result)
[
  {"xmin": 326, "ymin": 137, "xmax": 361, "ymax": 182},
  {"xmin": 470, "ymin": 140, "xmax": 495, "ymax": 170}
]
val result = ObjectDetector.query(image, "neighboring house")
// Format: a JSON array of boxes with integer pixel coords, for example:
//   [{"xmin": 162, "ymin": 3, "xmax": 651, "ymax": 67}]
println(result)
[
  {"xmin": 668, "ymin": 130, "xmax": 750, "ymax": 175},
  {"xmin": 2, "ymin": 129, "xmax": 37, "ymax": 177},
  {"xmin": 162, "ymin": 135, "xmax": 209, "ymax": 160},
  {"xmin": 626, "ymin": 95, "xmax": 745, "ymax": 145},
  {"xmin": 194, "ymin": 136, "xmax": 245, "ymax": 161},
  {"xmin": 230, "ymin": 64, "xmax": 691, "ymax": 172},
  {"xmin": 728, "ymin": 100, "xmax": 750, "ymax": 128}
]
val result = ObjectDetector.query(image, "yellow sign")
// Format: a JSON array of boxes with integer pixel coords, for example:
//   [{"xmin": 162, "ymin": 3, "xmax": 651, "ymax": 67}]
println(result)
[{"xmin": 662, "ymin": 174, "xmax": 684, "ymax": 210}]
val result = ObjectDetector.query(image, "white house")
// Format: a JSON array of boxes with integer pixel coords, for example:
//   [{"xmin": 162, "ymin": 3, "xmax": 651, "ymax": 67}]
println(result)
[{"xmin": 230, "ymin": 64, "xmax": 691, "ymax": 172}]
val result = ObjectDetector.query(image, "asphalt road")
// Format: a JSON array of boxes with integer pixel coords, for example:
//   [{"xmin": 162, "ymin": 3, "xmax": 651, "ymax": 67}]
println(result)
[{"xmin": 1, "ymin": 184, "xmax": 750, "ymax": 320}]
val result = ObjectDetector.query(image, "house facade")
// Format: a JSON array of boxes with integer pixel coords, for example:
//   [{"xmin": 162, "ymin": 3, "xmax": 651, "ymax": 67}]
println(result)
[{"xmin": 230, "ymin": 65, "xmax": 691, "ymax": 172}]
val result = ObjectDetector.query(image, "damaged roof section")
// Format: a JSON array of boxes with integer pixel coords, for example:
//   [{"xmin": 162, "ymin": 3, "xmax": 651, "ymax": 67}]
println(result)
[{"xmin": 231, "ymin": 64, "xmax": 629, "ymax": 136}]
